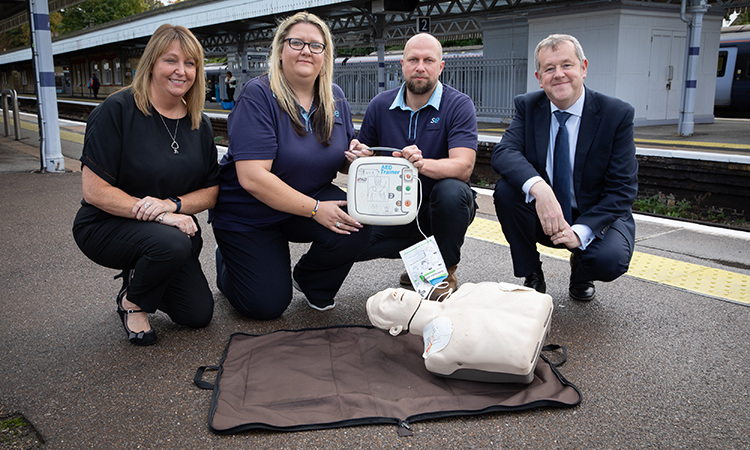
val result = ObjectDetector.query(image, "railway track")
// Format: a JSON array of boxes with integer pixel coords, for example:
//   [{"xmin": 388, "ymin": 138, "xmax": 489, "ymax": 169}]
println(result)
[{"xmin": 15, "ymin": 96, "xmax": 750, "ymax": 227}]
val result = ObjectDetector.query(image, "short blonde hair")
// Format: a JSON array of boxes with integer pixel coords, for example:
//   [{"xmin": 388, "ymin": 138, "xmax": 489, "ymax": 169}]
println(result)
[
  {"xmin": 131, "ymin": 24, "xmax": 205, "ymax": 130},
  {"xmin": 268, "ymin": 12, "xmax": 336, "ymax": 145}
]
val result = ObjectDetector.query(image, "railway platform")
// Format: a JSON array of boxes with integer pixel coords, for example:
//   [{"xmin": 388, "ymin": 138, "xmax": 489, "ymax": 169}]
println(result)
[{"xmin": 1, "ymin": 105, "xmax": 750, "ymax": 449}]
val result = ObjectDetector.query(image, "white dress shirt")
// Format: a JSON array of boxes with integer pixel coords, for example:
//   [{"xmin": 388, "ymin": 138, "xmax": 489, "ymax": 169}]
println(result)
[{"xmin": 521, "ymin": 90, "xmax": 594, "ymax": 250}]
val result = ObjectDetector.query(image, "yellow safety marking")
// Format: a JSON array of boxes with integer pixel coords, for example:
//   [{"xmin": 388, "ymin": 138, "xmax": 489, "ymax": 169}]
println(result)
[
  {"xmin": 0, "ymin": 117, "xmax": 84, "ymax": 144},
  {"xmin": 466, "ymin": 216, "xmax": 750, "ymax": 305},
  {"xmin": 634, "ymin": 138, "xmax": 750, "ymax": 150},
  {"xmin": 4, "ymin": 117, "xmax": 748, "ymax": 304}
]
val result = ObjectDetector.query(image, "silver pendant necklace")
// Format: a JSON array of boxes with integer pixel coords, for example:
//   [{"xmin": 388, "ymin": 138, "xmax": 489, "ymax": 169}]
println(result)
[{"xmin": 157, "ymin": 111, "xmax": 180, "ymax": 154}]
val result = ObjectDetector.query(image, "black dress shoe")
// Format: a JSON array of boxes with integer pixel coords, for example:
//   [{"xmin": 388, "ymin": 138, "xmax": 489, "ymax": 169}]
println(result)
[
  {"xmin": 523, "ymin": 265, "xmax": 546, "ymax": 293},
  {"xmin": 116, "ymin": 282, "xmax": 157, "ymax": 346},
  {"xmin": 569, "ymin": 281, "xmax": 596, "ymax": 301},
  {"xmin": 569, "ymin": 253, "xmax": 595, "ymax": 301}
]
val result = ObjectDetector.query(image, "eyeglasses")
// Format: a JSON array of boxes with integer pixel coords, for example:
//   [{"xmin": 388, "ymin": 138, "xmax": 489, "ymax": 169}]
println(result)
[{"xmin": 284, "ymin": 38, "xmax": 326, "ymax": 54}]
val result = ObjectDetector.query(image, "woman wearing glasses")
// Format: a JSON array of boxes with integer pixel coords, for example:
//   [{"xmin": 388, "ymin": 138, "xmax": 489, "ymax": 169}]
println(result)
[{"xmin": 210, "ymin": 12, "xmax": 372, "ymax": 319}]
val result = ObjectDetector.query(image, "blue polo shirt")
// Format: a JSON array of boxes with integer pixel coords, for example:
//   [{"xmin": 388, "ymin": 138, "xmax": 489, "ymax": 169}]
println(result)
[
  {"xmin": 211, "ymin": 74, "xmax": 356, "ymax": 231},
  {"xmin": 357, "ymin": 81, "xmax": 478, "ymax": 197}
]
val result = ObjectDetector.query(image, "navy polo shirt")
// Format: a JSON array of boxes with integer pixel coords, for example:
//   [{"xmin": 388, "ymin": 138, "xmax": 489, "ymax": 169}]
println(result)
[
  {"xmin": 357, "ymin": 81, "xmax": 478, "ymax": 197},
  {"xmin": 211, "ymin": 74, "xmax": 356, "ymax": 231}
]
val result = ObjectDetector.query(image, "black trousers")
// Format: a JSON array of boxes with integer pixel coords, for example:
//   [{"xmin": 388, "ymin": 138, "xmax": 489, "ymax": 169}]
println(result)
[
  {"xmin": 493, "ymin": 177, "xmax": 635, "ymax": 283},
  {"xmin": 73, "ymin": 211, "xmax": 213, "ymax": 327},
  {"xmin": 357, "ymin": 178, "xmax": 477, "ymax": 268},
  {"xmin": 213, "ymin": 184, "xmax": 372, "ymax": 320}
]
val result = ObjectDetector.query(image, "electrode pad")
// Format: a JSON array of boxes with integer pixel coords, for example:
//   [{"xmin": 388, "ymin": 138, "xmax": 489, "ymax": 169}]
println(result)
[{"xmin": 347, "ymin": 154, "xmax": 418, "ymax": 225}]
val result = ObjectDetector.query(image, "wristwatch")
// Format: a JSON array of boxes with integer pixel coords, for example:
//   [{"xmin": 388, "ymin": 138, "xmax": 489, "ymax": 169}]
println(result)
[{"xmin": 169, "ymin": 196, "xmax": 182, "ymax": 213}]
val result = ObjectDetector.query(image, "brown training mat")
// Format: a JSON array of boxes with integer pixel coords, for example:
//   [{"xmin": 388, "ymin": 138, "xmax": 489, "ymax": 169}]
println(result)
[{"xmin": 194, "ymin": 326, "xmax": 581, "ymax": 435}]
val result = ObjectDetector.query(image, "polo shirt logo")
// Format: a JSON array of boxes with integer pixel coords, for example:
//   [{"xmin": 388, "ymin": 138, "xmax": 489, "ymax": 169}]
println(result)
[
  {"xmin": 431, "ymin": 117, "xmax": 440, "ymax": 124},
  {"xmin": 335, "ymin": 110, "xmax": 340, "ymax": 118}
]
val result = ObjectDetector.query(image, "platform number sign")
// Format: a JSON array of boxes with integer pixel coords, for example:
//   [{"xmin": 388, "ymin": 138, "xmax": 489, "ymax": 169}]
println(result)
[{"xmin": 417, "ymin": 17, "xmax": 430, "ymax": 33}]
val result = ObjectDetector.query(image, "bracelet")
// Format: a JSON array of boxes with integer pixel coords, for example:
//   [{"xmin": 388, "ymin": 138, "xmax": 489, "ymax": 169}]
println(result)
[
  {"xmin": 156, "ymin": 211, "xmax": 169, "ymax": 224},
  {"xmin": 310, "ymin": 200, "xmax": 320, "ymax": 219}
]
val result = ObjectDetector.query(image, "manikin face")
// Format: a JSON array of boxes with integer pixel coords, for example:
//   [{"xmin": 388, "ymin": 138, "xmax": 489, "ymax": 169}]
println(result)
[
  {"xmin": 366, "ymin": 288, "xmax": 421, "ymax": 336},
  {"xmin": 280, "ymin": 23, "xmax": 326, "ymax": 86},
  {"xmin": 401, "ymin": 35, "xmax": 445, "ymax": 96},
  {"xmin": 535, "ymin": 40, "xmax": 588, "ymax": 110},
  {"xmin": 150, "ymin": 40, "xmax": 196, "ymax": 101}
]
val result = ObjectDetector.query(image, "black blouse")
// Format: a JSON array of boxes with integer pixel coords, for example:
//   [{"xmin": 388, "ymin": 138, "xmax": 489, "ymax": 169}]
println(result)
[{"xmin": 76, "ymin": 88, "xmax": 219, "ymax": 224}]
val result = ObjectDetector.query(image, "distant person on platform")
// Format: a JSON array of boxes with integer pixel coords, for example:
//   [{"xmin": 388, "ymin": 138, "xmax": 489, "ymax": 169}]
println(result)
[
  {"xmin": 492, "ymin": 34, "xmax": 638, "ymax": 302},
  {"xmin": 224, "ymin": 71, "xmax": 237, "ymax": 101},
  {"xmin": 89, "ymin": 73, "xmax": 100, "ymax": 99},
  {"xmin": 352, "ymin": 33, "xmax": 478, "ymax": 300}
]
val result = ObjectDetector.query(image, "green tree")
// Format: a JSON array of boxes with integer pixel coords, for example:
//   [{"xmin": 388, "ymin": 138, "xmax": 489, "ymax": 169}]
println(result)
[
  {"xmin": 59, "ymin": 0, "xmax": 162, "ymax": 34},
  {"xmin": 734, "ymin": 10, "xmax": 750, "ymax": 25},
  {"xmin": 0, "ymin": 12, "xmax": 62, "ymax": 51},
  {"xmin": 0, "ymin": 25, "xmax": 29, "ymax": 51}
]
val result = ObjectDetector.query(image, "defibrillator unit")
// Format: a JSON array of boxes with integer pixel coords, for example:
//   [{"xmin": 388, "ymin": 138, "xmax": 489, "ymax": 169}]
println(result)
[{"xmin": 347, "ymin": 154, "xmax": 418, "ymax": 226}]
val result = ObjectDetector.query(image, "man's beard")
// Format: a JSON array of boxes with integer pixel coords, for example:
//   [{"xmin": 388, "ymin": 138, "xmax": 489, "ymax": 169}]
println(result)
[{"xmin": 406, "ymin": 77, "xmax": 435, "ymax": 96}]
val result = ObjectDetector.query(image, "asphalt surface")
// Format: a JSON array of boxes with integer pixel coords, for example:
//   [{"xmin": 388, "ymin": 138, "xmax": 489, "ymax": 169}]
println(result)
[{"xmin": 1, "ymin": 114, "xmax": 750, "ymax": 449}]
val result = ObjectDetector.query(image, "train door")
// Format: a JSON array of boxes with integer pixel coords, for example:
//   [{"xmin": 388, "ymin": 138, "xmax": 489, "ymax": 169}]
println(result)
[
  {"xmin": 715, "ymin": 47, "xmax": 737, "ymax": 106},
  {"xmin": 732, "ymin": 45, "xmax": 750, "ymax": 109},
  {"xmin": 646, "ymin": 30, "xmax": 685, "ymax": 121}
]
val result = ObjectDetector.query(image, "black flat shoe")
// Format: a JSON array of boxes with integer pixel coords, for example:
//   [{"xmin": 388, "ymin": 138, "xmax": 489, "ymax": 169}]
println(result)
[
  {"xmin": 116, "ymin": 286, "xmax": 157, "ymax": 346},
  {"xmin": 523, "ymin": 264, "xmax": 546, "ymax": 293}
]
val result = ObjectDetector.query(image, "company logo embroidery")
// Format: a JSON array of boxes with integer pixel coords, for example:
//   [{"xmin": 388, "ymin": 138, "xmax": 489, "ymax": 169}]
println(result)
[
  {"xmin": 335, "ymin": 110, "xmax": 340, "ymax": 118},
  {"xmin": 431, "ymin": 117, "xmax": 440, "ymax": 124}
]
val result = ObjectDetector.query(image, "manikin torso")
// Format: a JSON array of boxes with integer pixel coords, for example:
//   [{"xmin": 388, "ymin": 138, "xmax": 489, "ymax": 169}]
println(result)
[{"xmin": 366, "ymin": 282, "xmax": 554, "ymax": 383}]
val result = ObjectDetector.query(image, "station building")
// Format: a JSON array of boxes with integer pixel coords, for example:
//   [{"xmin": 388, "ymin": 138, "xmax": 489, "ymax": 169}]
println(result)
[{"xmin": 0, "ymin": 0, "xmax": 742, "ymax": 126}]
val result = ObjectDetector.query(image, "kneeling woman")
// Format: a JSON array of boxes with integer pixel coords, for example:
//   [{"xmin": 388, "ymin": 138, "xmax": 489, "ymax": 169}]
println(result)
[
  {"xmin": 73, "ymin": 25, "xmax": 219, "ymax": 346},
  {"xmin": 210, "ymin": 12, "xmax": 372, "ymax": 319}
]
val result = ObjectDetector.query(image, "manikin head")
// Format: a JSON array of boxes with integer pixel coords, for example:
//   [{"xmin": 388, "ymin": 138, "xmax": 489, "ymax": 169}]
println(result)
[{"xmin": 366, "ymin": 288, "xmax": 424, "ymax": 336}]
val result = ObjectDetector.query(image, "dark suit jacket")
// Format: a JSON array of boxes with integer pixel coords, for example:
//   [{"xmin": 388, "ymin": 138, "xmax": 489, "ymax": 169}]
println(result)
[{"xmin": 492, "ymin": 87, "xmax": 638, "ymax": 241}]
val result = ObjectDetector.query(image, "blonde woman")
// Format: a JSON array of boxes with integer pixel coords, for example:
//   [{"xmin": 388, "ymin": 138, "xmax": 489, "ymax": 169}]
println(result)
[
  {"xmin": 210, "ymin": 11, "xmax": 372, "ymax": 319},
  {"xmin": 73, "ymin": 24, "xmax": 219, "ymax": 346}
]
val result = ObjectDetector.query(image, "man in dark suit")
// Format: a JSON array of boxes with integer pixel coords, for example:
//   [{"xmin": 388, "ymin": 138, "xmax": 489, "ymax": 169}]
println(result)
[{"xmin": 492, "ymin": 34, "xmax": 638, "ymax": 301}]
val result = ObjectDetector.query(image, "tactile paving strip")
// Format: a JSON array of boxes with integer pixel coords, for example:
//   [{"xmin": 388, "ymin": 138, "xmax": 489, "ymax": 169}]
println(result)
[
  {"xmin": 8, "ymin": 116, "xmax": 748, "ymax": 304},
  {"xmin": 467, "ymin": 217, "xmax": 749, "ymax": 306}
]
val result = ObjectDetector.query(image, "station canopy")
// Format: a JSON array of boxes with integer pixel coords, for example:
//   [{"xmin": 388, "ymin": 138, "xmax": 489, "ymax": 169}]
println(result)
[{"xmin": 1, "ymin": 0, "xmax": 749, "ymax": 57}]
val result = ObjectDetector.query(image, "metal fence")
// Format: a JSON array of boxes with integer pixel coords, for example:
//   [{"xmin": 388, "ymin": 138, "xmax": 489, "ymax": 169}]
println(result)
[{"xmin": 332, "ymin": 55, "xmax": 528, "ymax": 122}]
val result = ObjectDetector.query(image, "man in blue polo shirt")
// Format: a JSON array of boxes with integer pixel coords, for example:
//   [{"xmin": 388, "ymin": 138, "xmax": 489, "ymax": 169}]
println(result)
[{"xmin": 354, "ymin": 33, "xmax": 478, "ymax": 299}]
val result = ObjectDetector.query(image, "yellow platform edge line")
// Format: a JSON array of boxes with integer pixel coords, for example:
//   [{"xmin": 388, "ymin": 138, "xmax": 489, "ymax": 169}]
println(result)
[
  {"xmin": 1, "ymin": 117, "xmax": 85, "ymax": 145},
  {"xmin": 634, "ymin": 137, "xmax": 750, "ymax": 150},
  {"xmin": 5, "ymin": 117, "xmax": 748, "ymax": 305},
  {"xmin": 467, "ymin": 217, "xmax": 749, "ymax": 305}
]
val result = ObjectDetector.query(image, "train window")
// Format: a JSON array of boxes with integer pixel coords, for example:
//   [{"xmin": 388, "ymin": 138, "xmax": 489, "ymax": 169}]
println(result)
[
  {"xmin": 114, "ymin": 58, "xmax": 122, "ymax": 85},
  {"xmin": 717, "ymin": 50, "xmax": 727, "ymax": 78},
  {"xmin": 102, "ymin": 59, "xmax": 112, "ymax": 85}
]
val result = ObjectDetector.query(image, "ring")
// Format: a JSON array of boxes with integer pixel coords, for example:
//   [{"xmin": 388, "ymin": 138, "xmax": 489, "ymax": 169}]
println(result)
[
  {"xmin": 336, "ymin": 222, "xmax": 340, "ymax": 228},
  {"xmin": 144, "ymin": 202, "xmax": 151, "ymax": 208},
  {"xmin": 562, "ymin": 231, "xmax": 565, "ymax": 236}
]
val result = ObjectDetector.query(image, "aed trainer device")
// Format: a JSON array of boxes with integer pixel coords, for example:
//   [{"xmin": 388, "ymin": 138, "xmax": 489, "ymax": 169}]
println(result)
[{"xmin": 347, "ymin": 152, "xmax": 418, "ymax": 225}]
